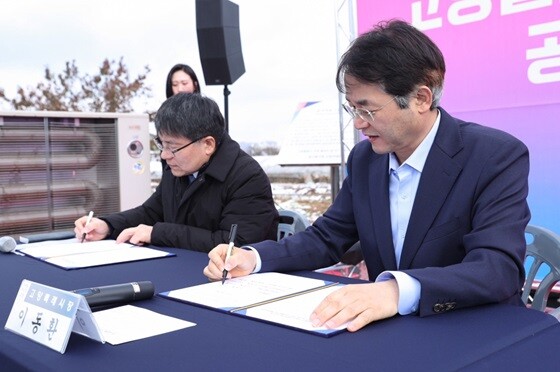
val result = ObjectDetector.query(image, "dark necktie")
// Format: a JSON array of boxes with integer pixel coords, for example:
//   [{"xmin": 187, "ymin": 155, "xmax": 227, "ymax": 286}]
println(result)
[{"xmin": 188, "ymin": 174, "xmax": 196, "ymax": 186}]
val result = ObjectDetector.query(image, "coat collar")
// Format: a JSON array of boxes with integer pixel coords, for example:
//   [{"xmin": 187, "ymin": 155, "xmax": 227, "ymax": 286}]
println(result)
[
  {"xmin": 398, "ymin": 107, "xmax": 464, "ymax": 269},
  {"xmin": 198, "ymin": 133, "xmax": 239, "ymax": 183},
  {"xmin": 369, "ymin": 154, "xmax": 398, "ymax": 270}
]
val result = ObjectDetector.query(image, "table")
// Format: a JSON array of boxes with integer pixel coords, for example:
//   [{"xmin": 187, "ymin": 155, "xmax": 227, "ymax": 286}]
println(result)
[{"xmin": 1, "ymin": 246, "xmax": 559, "ymax": 371}]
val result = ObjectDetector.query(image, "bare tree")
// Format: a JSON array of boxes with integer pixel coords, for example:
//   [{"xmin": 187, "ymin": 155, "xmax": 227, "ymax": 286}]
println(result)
[{"xmin": 0, "ymin": 58, "xmax": 151, "ymax": 112}]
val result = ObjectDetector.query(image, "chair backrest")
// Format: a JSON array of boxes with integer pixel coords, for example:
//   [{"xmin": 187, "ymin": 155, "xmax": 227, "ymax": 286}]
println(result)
[
  {"xmin": 277, "ymin": 209, "xmax": 311, "ymax": 241},
  {"xmin": 522, "ymin": 224, "xmax": 560, "ymax": 312}
]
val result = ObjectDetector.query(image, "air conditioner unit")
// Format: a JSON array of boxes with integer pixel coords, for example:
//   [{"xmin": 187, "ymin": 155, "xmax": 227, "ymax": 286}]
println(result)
[{"xmin": 0, "ymin": 111, "xmax": 152, "ymax": 237}]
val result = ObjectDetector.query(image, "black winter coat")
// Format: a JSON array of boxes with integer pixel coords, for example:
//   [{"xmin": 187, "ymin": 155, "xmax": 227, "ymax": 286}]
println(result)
[{"xmin": 103, "ymin": 134, "xmax": 278, "ymax": 251}]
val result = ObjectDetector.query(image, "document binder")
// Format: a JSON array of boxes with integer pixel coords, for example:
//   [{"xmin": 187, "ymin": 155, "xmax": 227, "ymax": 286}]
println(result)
[{"xmin": 159, "ymin": 272, "xmax": 347, "ymax": 337}]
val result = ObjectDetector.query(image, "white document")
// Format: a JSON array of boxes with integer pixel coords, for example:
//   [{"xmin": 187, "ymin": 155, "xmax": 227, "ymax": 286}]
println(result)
[
  {"xmin": 92, "ymin": 305, "xmax": 196, "ymax": 345},
  {"xmin": 19, "ymin": 237, "xmax": 79, "ymax": 246},
  {"xmin": 161, "ymin": 272, "xmax": 346, "ymax": 336},
  {"xmin": 16, "ymin": 240, "xmax": 172, "ymax": 269},
  {"xmin": 244, "ymin": 284, "xmax": 347, "ymax": 332},
  {"xmin": 165, "ymin": 272, "xmax": 331, "ymax": 310}
]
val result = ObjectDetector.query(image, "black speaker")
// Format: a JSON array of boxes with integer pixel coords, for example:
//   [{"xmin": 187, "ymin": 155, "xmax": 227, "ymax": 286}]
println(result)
[{"xmin": 196, "ymin": 0, "xmax": 245, "ymax": 85}]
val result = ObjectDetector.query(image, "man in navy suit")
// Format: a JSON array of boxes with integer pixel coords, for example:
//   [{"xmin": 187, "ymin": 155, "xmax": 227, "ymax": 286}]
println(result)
[{"xmin": 204, "ymin": 20, "xmax": 530, "ymax": 332}]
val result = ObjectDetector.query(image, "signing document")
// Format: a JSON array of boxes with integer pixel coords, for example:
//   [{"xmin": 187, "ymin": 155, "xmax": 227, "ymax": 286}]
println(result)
[
  {"xmin": 16, "ymin": 239, "xmax": 173, "ymax": 270},
  {"xmin": 160, "ymin": 272, "xmax": 348, "ymax": 337}
]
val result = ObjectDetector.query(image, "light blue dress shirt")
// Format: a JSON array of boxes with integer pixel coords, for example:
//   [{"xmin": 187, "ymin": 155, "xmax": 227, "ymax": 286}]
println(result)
[{"xmin": 376, "ymin": 111, "xmax": 441, "ymax": 314}]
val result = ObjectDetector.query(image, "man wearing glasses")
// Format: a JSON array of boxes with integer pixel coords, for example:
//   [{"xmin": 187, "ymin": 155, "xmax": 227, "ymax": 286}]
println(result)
[
  {"xmin": 75, "ymin": 93, "xmax": 278, "ymax": 251},
  {"xmin": 205, "ymin": 20, "xmax": 530, "ymax": 331}
]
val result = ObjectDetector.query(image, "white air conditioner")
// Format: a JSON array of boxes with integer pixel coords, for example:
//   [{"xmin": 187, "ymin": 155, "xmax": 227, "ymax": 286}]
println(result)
[{"xmin": 0, "ymin": 111, "xmax": 152, "ymax": 237}]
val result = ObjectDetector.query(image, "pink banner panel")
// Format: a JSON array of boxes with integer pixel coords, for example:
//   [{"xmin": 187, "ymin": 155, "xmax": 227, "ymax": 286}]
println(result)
[{"xmin": 356, "ymin": 0, "xmax": 560, "ymax": 112}]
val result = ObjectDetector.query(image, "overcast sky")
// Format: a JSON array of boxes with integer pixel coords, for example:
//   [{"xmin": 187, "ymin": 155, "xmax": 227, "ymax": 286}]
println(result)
[{"xmin": 0, "ymin": 0, "xmax": 345, "ymax": 143}]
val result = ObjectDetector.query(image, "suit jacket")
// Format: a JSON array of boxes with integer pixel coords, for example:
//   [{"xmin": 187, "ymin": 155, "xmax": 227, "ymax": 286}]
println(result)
[
  {"xmin": 102, "ymin": 134, "xmax": 279, "ymax": 252},
  {"xmin": 253, "ymin": 108, "xmax": 530, "ymax": 316}
]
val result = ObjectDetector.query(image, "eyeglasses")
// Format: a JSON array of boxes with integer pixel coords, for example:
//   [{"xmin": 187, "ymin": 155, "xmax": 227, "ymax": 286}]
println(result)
[
  {"xmin": 154, "ymin": 136, "xmax": 202, "ymax": 157},
  {"xmin": 342, "ymin": 96, "xmax": 397, "ymax": 124}
]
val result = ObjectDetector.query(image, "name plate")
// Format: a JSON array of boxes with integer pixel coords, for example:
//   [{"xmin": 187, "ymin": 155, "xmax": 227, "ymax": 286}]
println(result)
[{"xmin": 4, "ymin": 279, "xmax": 105, "ymax": 354}]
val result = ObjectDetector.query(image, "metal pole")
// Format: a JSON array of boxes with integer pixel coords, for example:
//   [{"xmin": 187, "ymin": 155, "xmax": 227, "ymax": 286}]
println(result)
[{"xmin": 223, "ymin": 85, "xmax": 230, "ymax": 132}]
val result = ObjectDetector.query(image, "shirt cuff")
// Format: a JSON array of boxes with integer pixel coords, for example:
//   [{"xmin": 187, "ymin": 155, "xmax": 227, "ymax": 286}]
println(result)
[
  {"xmin": 376, "ymin": 271, "xmax": 421, "ymax": 315},
  {"xmin": 241, "ymin": 246, "xmax": 262, "ymax": 273}
]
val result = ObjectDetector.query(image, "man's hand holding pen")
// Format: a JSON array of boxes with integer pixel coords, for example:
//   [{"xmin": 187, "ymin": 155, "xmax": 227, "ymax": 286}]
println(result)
[
  {"xmin": 205, "ymin": 243, "xmax": 257, "ymax": 282},
  {"xmin": 74, "ymin": 214, "xmax": 110, "ymax": 242}
]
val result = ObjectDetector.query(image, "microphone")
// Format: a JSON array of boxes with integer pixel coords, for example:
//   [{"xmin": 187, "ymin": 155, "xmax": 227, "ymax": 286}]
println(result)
[
  {"xmin": 72, "ymin": 281, "xmax": 155, "ymax": 308},
  {"xmin": 0, "ymin": 236, "xmax": 17, "ymax": 253}
]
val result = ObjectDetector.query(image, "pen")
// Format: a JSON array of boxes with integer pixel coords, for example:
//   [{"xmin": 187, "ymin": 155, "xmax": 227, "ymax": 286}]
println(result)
[
  {"xmin": 222, "ymin": 224, "xmax": 238, "ymax": 284},
  {"xmin": 81, "ymin": 211, "xmax": 94, "ymax": 243}
]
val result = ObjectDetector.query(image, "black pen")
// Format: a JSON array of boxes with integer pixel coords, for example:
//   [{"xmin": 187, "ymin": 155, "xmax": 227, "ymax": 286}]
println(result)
[{"xmin": 222, "ymin": 224, "xmax": 238, "ymax": 284}]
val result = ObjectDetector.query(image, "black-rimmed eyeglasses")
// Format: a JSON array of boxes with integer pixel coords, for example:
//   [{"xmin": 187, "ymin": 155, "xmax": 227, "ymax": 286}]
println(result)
[
  {"xmin": 154, "ymin": 137, "xmax": 202, "ymax": 157},
  {"xmin": 342, "ymin": 96, "xmax": 397, "ymax": 124}
]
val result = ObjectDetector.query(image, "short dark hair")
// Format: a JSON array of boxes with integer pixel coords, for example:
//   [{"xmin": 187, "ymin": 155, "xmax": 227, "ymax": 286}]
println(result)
[
  {"xmin": 336, "ymin": 19, "xmax": 445, "ymax": 109},
  {"xmin": 165, "ymin": 63, "xmax": 201, "ymax": 98},
  {"xmin": 155, "ymin": 93, "xmax": 225, "ymax": 143}
]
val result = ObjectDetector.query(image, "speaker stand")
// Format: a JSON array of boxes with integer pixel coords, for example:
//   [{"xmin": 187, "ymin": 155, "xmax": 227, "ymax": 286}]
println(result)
[{"xmin": 223, "ymin": 85, "xmax": 230, "ymax": 133}]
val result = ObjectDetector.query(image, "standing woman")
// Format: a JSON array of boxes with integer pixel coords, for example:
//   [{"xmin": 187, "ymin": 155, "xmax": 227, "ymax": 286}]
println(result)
[
  {"xmin": 165, "ymin": 63, "xmax": 201, "ymax": 98},
  {"xmin": 160, "ymin": 64, "xmax": 203, "ymax": 170}
]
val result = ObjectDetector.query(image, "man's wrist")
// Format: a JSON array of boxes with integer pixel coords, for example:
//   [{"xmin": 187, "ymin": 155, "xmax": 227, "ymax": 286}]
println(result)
[
  {"xmin": 241, "ymin": 246, "xmax": 261, "ymax": 273},
  {"xmin": 376, "ymin": 271, "xmax": 421, "ymax": 315}
]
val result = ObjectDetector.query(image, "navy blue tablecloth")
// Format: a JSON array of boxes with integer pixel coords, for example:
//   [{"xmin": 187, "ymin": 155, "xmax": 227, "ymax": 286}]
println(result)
[{"xmin": 1, "ymin": 246, "xmax": 558, "ymax": 371}]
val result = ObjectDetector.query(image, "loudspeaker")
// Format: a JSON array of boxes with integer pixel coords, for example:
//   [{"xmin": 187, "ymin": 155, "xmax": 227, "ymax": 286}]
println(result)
[{"xmin": 196, "ymin": 0, "xmax": 245, "ymax": 85}]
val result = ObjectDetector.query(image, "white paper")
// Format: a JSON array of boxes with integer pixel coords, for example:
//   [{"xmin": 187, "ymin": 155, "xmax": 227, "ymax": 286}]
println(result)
[
  {"xmin": 163, "ymin": 272, "xmax": 346, "ymax": 335},
  {"xmin": 16, "ymin": 240, "xmax": 171, "ymax": 269},
  {"xmin": 92, "ymin": 305, "xmax": 196, "ymax": 345},
  {"xmin": 17, "ymin": 240, "xmax": 133, "ymax": 258},
  {"xmin": 245, "ymin": 285, "xmax": 347, "ymax": 331},
  {"xmin": 165, "ymin": 272, "xmax": 330, "ymax": 310},
  {"xmin": 19, "ymin": 237, "xmax": 79, "ymax": 247}
]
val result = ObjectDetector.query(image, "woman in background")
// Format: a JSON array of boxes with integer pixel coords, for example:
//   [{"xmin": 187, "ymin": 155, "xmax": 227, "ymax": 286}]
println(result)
[
  {"xmin": 160, "ymin": 64, "xmax": 203, "ymax": 169},
  {"xmin": 165, "ymin": 63, "xmax": 201, "ymax": 98}
]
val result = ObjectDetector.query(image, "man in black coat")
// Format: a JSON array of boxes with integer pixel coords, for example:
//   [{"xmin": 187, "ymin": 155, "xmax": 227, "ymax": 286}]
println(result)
[{"xmin": 75, "ymin": 93, "xmax": 279, "ymax": 252}]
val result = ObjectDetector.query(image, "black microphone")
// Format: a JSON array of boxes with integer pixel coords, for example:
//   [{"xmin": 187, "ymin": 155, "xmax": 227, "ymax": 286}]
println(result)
[
  {"xmin": 0, "ymin": 236, "xmax": 17, "ymax": 253},
  {"xmin": 72, "ymin": 281, "xmax": 155, "ymax": 308}
]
